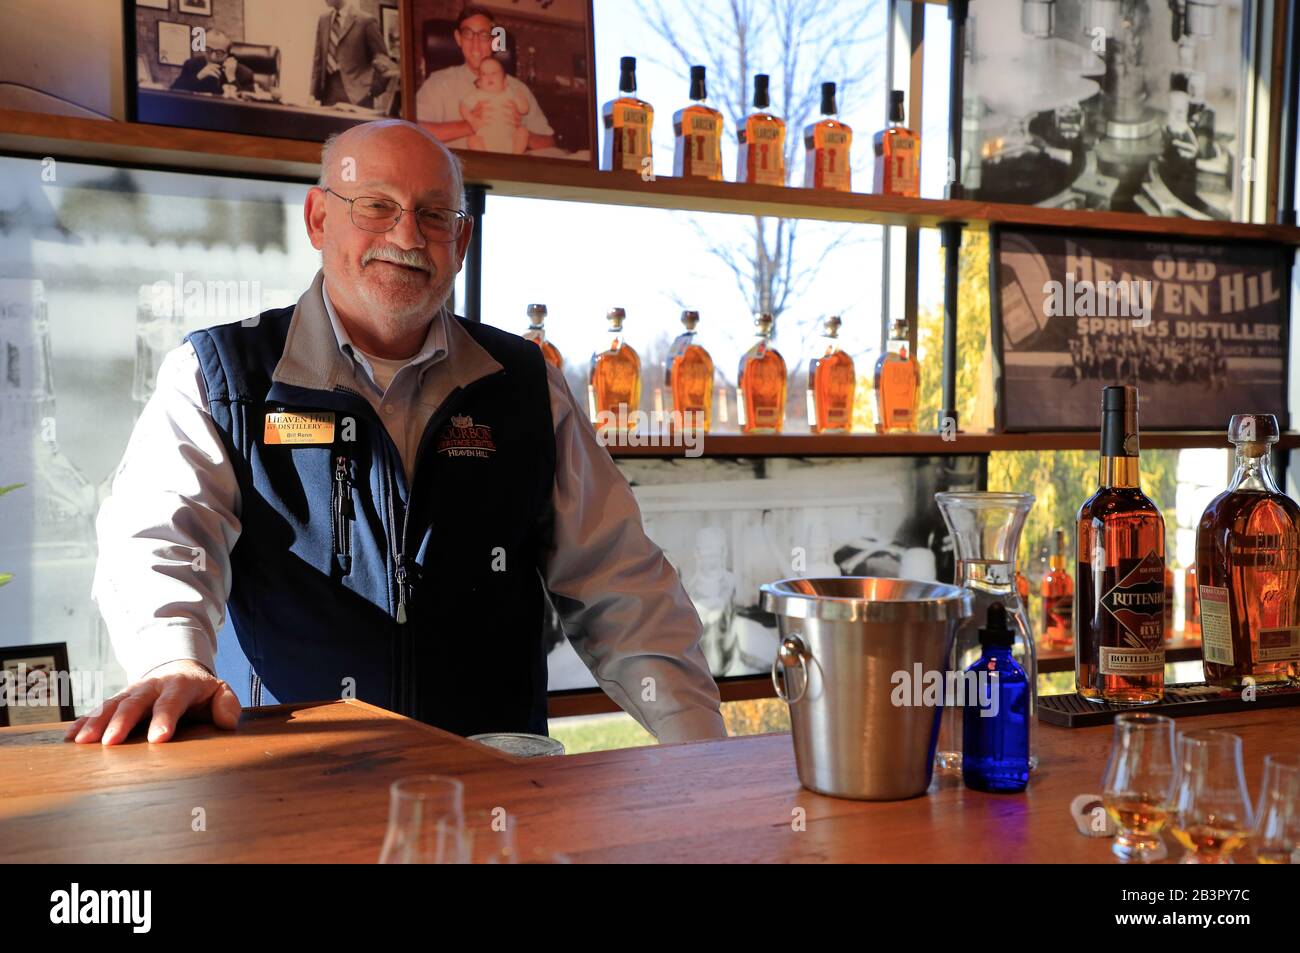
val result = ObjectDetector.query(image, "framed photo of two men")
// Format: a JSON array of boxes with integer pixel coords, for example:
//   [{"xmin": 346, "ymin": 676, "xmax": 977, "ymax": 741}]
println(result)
[{"xmin": 125, "ymin": 0, "xmax": 598, "ymax": 164}]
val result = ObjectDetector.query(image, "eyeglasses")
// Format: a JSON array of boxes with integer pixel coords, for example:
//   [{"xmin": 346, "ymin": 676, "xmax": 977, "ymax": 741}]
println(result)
[
  {"xmin": 458, "ymin": 28, "xmax": 495, "ymax": 41},
  {"xmin": 207, "ymin": 47, "xmax": 230, "ymax": 59},
  {"xmin": 322, "ymin": 188, "xmax": 469, "ymax": 241}
]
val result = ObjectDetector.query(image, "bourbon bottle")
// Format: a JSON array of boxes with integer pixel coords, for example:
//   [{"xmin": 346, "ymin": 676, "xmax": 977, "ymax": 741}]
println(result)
[
  {"xmin": 737, "ymin": 73, "xmax": 786, "ymax": 186},
  {"xmin": 588, "ymin": 307, "xmax": 641, "ymax": 433},
  {"xmin": 1076, "ymin": 386, "xmax": 1166, "ymax": 705},
  {"xmin": 1195, "ymin": 414, "xmax": 1300, "ymax": 687},
  {"xmin": 664, "ymin": 310, "xmax": 713, "ymax": 433},
  {"xmin": 673, "ymin": 65, "xmax": 723, "ymax": 180},
  {"xmin": 737, "ymin": 312, "xmax": 786, "ymax": 433},
  {"xmin": 522, "ymin": 303, "xmax": 563, "ymax": 370},
  {"xmin": 602, "ymin": 56, "xmax": 654, "ymax": 174},
  {"xmin": 873, "ymin": 90, "xmax": 919, "ymax": 197},
  {"xmin": 873, "ymin": 318, "xmax": 918, "ymax": 433},
  {"xmin": 806, "ymin": 315, "xmax": 854, "ymax": 433},
  {"xmin": 803, "ymin": 82, "xmax": 852, "ymax": 192},
  {"xmin": 1041, "ymin": 528, "xmax": 1074, "ymax": 650}
]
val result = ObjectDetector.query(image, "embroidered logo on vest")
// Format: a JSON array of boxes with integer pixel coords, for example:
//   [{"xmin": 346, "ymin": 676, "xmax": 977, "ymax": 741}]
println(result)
[{"xmin": 436, "ymin": 414, "xmax": 496, "ymax": 457}]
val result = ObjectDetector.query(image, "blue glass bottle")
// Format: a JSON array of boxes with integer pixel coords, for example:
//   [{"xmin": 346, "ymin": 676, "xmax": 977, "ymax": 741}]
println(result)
[{"xmin": 962, "ymin": 602, "xmax": 1030, "ymax": 793}]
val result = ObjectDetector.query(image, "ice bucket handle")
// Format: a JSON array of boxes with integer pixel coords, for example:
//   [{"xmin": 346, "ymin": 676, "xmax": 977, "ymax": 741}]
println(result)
[{"xmin": 771, "ymin": 634, "xmax": 809, "ymax": 704}]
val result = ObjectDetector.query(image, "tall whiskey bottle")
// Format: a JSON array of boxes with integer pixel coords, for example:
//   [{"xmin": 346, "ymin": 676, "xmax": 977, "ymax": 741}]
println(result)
[
  {"xmin": 1076, "ymin": 386, "xmax": 1166, "ymax": 705},
  {"xmin": 588, "ymin": 307, "xmax": 641, "ymax": 433},
  {"xmin": 806, "ymin": 315, "xmax": 854, "ymax": 433},
  {"xmin": 803, "ymin": 82, "xmax": 852, "ymax": 192},
  {"xmin": 873, "ymin": 318, "xmax": 918, "ymax": 433},
  {"xmin": 737, "ymin": 312, "xmax": 786, "ymax": 433},
  {"xmin": 522, "ymin": 303, "xmax": 563, "ymax": 370},
  {"xmin": 1196, "ymin": 414, "xmax": 1300, "ymax": 687},
  {"xmin": 602, "ymin": 56, "xmax": 654, "ymax": 174},
  {"xmin": 1041, "ymin": 528, "xmax": 1074, "ymax": 650},
  {"xmin": 873, "ymin": 90, "xmax": 920, "ymax": 197},
  {"xmin": 664, "ymin": 310, "xmax": 713, "ymax": 433},
  {"xmin": 673, "ymin": 65, "xmax": 723, "ymax": 180},
  {"xmin": 737, "ymin": 73, "xmax": 786, "ymax": 186}
]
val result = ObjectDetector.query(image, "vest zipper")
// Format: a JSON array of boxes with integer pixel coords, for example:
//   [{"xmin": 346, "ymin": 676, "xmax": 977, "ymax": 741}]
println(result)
[{"xmin": 332, "ymin": 454, "xmax": 353, "ymax": 574}]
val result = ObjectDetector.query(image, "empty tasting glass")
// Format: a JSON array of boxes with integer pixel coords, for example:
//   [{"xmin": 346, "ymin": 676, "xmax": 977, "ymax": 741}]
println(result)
[
  {"xmin": 1102, "ymin": 712, "xmax": 1176, "ymax": 863},
  {"xmin": 1171, "ymin": 730, "xmax": 1254, "ymax": 864},
  {"xmin": 1253, "ymin": 753, "xmax": 1300, "ymax": 864},
  {"xmin": 378, "ymin": 776, "xmax": 466, "ymax": 864}
]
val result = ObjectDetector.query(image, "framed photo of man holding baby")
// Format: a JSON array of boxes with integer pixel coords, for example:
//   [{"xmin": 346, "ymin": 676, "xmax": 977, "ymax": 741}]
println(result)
[{"xmin": 403, "ymin": 0, "xmax": 596, "ymax": 165}]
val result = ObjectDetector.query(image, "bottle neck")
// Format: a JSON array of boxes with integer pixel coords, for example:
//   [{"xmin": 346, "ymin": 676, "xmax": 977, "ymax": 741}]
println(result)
[
  {"xmin": 1099, "ymin": 455, "xmax": 1141, "ymax": 489},
  {"xmin": 1229, "ymin": 444, "xmax": 1280, "ymax": 493}
]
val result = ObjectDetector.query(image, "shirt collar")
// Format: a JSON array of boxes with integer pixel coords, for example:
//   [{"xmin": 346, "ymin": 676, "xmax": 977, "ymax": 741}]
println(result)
[{"xmin": 321, "ymin": 279, "xmax": 448, "ymax": 388}]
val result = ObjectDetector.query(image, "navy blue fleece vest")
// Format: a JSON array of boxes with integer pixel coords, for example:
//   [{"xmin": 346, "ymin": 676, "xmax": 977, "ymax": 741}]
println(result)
[{"xmin": 187, "ymin": 307, "xmax": 556, "ymax": 736}]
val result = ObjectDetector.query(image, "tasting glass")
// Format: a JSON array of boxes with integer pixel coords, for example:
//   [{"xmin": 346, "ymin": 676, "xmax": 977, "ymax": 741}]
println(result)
[
  {"xmin": 1253, "ymin": 753, "xmax": 1300, "ymax": 864},
  {"xmin": 1101, "ymin": 712, "xmax": 1176, "ymax": 863},
  {"xmin": 1171, "ymin": 730, "xmax": 1253, "ymax": 864},
  {"xmin": 463, "ymin": 809, "xmax": 519, "ymax": 864},
  {"xmin": 378, "ymin": 775, "xmax": 467, "ymax": 864}
]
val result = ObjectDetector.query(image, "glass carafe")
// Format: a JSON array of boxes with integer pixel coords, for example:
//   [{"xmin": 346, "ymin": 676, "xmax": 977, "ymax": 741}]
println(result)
[{"xmin": 935, "ymin": 492, "xmax": 1038, "ymax": 774}]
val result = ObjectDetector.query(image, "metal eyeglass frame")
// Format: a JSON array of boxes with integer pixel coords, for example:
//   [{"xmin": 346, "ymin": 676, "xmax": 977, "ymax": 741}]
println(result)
[{"xmin": 320, "ymin": 188, "xmax": 469, "ymax": 242}]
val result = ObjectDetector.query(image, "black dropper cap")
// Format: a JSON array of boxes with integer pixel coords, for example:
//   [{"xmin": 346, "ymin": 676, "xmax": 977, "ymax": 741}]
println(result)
[
  {"xmin": 820, "ymin": 81, "xmax": 837, "ymax": 116},
  {"xmin": 889, "ymin": 89, "xmax": 906, "ymax": 123},
  {"xmin": 979, "ymin": 602, "xmax": 1014, "ymax": 649},
  {"xmin": 689, "ymin": 65, "xmax": 707, "ymax": 101},
  {"xmin": 1100, "ymin": 385, "xmax": 1139, "ymax": 458},
  {"xmin": 619, "ymin": 56, "xmax": 637, "ymax": 94},
  {"xmin": 753, "ymin": 73, "xmax": 770, "ymax": 110}
]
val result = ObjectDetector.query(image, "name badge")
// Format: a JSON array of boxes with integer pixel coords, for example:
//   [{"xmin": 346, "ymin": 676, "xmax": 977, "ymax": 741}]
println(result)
[{"xmin": 264, "ymin": 411, "xmax": 335, "ymax": 445}]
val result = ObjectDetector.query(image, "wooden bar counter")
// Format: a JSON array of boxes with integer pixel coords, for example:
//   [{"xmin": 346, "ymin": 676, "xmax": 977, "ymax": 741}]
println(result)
[{"xmin": 2, "ymin": 700, "xmax": 1296, "ymax": 863}]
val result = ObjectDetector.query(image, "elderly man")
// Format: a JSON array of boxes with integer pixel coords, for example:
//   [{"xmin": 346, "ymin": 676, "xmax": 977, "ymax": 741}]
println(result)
[
  {"xmin": 170, "ymin": 30, "xmax": 255, "ymax": 95},
  {"xmin": 311, "ymin": 0, "xmax": 392, "ymax": 107},
  {"xmin": 75, "ymin": 119, "xmax": 726, "ymax": 746}
]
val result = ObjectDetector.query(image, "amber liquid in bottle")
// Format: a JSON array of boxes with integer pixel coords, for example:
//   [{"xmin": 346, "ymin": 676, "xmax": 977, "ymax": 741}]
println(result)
[
  {"xmin": 522, "ymin": 303, "xmax": 563, "ymax": 370},
  {"xmin": 807, "ymin": 315, "xmax": 854, "ymax": 433},
  {"xmin": 873, "ymin": 319, "xmax": 918, "ymax": 433},
  {"xmin": 1076, "ymin": 386, "xmax": 1166, "ymax": 705},
  {"xmin": 589, "ymin": 307, "xmax": 641, "ymax": 433},
  {"xmin": 803, "ymin": 82, "xmax": 852, "ymax": 192},
  {"xmin": 664, "ymin": 310, "xmax": 713, "ymax": 433},
  {"xmin": 1042, "ymin": 528, "xmax": 1074, "ymax": 650},
  {"xmin": 673, "ymin": 65, "xmax": 723, "ymax": 180},
  {"xmin": 1184, "ymin": 563, "xmax": 1201, "ymax": 640},
  {"xmin": 1196, "ymin": 415, "xmax": 1300, "ymax": 687},
  {"xmin": 738, "ymin": 73, "xmax": 786, "ymax": 186},
  {"xmin": 603, "ymin": 56, "xmax": 654, "ymax": 174},
  {"xmin": 737, "ymin": 312, "xmax": 786, "ymax": 433},
  {"xmin": 873, "ymin": 89, "xmax": 919, "ymax": 197}
]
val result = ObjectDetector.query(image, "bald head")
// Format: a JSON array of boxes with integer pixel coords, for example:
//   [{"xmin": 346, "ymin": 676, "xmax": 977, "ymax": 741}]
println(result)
[{"xmin": 318, "ymin": 120, "xmax": 465, "ymax": 211}]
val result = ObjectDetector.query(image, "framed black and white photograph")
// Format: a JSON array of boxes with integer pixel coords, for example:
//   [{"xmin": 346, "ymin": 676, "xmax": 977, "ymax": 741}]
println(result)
[
  {"xmin": 126, "ymin": 0, "xmax": 405, "ymax": 141},
  {"xmin": 544, "ymin": 455, "xmax": 984, "ymax": 690},
  {"xmin": 138, "ymin": 0, "xmax": 170, "ymax": 10},
  {"xmin": 0, "ymin": 642, "xmax": 77, "ymax": 728},
  {"xmin": 991, "ymin": 225, "xmax": 1292, "ymax": 431},
  {"xmin": 405, "ymin": 0, "xmax": 596, "ymax": 163}
]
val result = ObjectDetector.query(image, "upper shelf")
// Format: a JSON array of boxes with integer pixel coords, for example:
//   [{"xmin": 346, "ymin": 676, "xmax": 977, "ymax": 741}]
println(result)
[{"xmin": 4, "ymin": 108, "xmax": 1300, "ymax": 245}]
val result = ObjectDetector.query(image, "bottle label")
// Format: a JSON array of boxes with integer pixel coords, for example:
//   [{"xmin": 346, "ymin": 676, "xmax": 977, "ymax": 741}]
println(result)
[
  {"xmin": 1100, "ymin": 647, "xmax": 1165, "ymax": 675},
  {"xmin": 806, "ymin": 391, "xmax": 817, "ymax": 426},
  {"xmin": 737, "ymin": 387, "xmax": 747, "ymax": 427},
  {"xmin": 1258, "ymin": 627, "xmax": 1300, "ymax": 662},
  {"xmin": 1098, "ymin": 550, "xmax": 1165, "ymax": 673},
  {"xmin": 1198, "ymin": 584, "xmax": 1233, "ymax": 666}
]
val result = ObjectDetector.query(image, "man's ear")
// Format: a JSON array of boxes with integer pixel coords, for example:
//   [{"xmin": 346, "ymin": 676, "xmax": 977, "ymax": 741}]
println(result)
[{"xmin": 305, "ymin": 187, "xmax": 327, "ymax": 251}]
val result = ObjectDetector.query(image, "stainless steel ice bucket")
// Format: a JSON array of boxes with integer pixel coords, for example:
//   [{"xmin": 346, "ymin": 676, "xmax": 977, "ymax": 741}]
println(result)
[{"xmin": 759, "ymin": 577, "xmax": 972, "ymax": 800}]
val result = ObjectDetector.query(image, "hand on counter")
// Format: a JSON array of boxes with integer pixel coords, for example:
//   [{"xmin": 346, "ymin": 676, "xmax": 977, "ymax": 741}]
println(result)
[{"xmin": 63, "ymin": 660, "xmax": 241, "ymax": 746}]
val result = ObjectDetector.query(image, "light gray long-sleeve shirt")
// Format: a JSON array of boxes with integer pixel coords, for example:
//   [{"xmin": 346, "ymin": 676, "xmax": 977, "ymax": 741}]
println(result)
[{"xmin": 91, "ymin": 272, "xmax": 727, "ymax": 744}]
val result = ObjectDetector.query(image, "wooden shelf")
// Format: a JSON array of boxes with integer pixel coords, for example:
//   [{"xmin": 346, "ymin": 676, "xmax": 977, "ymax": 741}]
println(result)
[
  {"xmin": 604, "ymin": 430, "xmax": 1300, "ymax": 457},
  {"xmin": 4, "ymin": 108, "xmax": 1300, "ymax": 243}
]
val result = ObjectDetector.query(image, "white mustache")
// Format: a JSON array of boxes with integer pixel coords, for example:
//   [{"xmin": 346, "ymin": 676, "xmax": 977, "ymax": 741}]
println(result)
[{"xmin": 362, "ymin": 246, "xmax": 434, "ymax": 273}]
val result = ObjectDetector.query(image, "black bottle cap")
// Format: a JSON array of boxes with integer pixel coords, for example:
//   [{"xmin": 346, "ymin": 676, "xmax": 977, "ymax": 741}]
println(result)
[
  {"xmin": 820, "ymin": 81, "xmax": 837, "ymax": 116},
  {"xmin": 690, "ymin": 65, "xmax": 707, "ymax": 101},
  {"xmin": 753, "ymin": 73, "xmax": 770, "ymax": 110},
  {"xmin": 979, "ymin": 602, "xmax": 1014, "ymax": 649},
  {"xmin": 1100, "ymin": 385, "xmax": 1140, "ymax": 458},
  {"xmin": 889, "ymin": 89, "xmax": 905, "ymax": 122},
  {"xmin": 619, "ymin": 56, "xmax": 637, "ymax": 93}
]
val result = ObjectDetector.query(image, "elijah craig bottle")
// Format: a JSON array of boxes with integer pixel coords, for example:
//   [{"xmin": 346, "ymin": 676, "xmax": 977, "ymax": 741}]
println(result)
[{"xmin": 1076, "ymin": 386, "xmax": 1166, "ymax": 704}]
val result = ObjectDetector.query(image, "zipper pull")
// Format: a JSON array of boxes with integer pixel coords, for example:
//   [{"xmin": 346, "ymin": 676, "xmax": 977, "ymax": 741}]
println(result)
[
  {"xmin": 334, "ymin": 455, "xmax": 352, "ymax": 574},
  {"xmin": 395, "ymin": 561, "xmax": 409, "ymax": 624}
]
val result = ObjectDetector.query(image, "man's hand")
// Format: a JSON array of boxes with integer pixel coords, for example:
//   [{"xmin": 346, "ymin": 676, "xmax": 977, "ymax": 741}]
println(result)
[
  {"xmin": 63, "ymin": 660, "xmax": 241, "ymax": 746},
  {"xmin": 197, "ymin": 62, "xmax": 223, "ymax": 82}
]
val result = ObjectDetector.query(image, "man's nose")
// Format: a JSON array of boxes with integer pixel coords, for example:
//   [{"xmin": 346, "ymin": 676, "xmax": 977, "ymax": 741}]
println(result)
[{"xmin": 387, "ymin": 209, "xmax": 428, "ymax": 250}]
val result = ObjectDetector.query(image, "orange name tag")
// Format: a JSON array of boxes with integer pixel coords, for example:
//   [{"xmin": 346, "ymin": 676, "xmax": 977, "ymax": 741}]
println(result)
[{"xmin": 264, "ymin": 412, "xmax": 335, "ymax": 445}]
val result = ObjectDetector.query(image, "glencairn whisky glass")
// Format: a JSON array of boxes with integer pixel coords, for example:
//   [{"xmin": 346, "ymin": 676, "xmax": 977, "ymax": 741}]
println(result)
[
  {"xmin": 1171, "ymin": 730, "xmax": 1253, "ymax": 864},
  {"xmin": 1102, "ymin": 713, "xmax": 1176, "ymax": 863},
  {"xmin": 378, "ymin": 775, "xmax": 467, "ymax": 864},
  {"xmin": 1253, "ymin": 753, "xmax": 1300, "ymax": 864}
]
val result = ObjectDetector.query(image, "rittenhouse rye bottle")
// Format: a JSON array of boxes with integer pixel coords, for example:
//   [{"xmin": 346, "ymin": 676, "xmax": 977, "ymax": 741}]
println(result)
[
  {"xmin": 522, "ymin": 303, "xmax": 562, "ymax": 370},
  {"xmin": 602, "ymin": 56, "xmax": 654, "ymax": 174},
  {"xmin": 873, "ymin": 89, "xmax": 919, "ymax": 197},
  {"xmin": 872, "ymin": 318, "xmax": 918, "ymax": 433},
  {"xmin": 806, "ymin": 315, "xmax": 854, "ymax": 433},
  {"xmin": 1195, "ymin": 414, "xmax": 1300, "ymax": 687},
  {"xmin": 803, "ymin": 82, "xmax": 852, "ymax": 191},
  {"xmin": 737, "ymin": 73, "xmax": 786, "ymax": 186},
  {"xmin": 588, "ymin": 308, "xmax": 641, "ymax": 433},
  {"xmin": 673, "ymin": 65, "xmax": 723, "ymax": 180},
  {"xmin": 664, "ymin": 310, "xmax": 714, "ymax": 432},
  {"xmin": 1041, "ymin": 528, "xmax": 1074, "ymax": 651},
  {"xmin": 1076, "ymin": 386, "xmax": 1166, "ymax": 705},
  {"xmin": 737, "ymin": 312, "xmax": 786, "ymax": 433}
]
